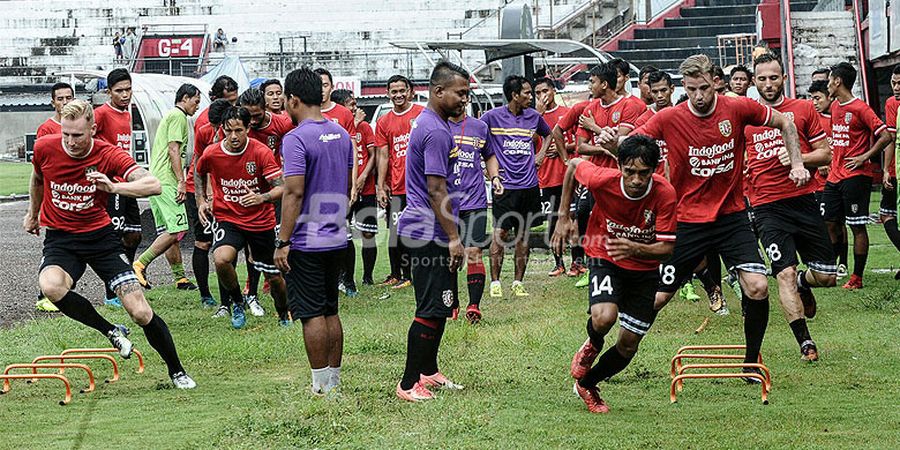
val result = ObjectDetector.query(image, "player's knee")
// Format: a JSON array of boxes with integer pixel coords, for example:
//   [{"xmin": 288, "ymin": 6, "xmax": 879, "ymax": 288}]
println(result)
[
  {"xmin": 590, "ymin": 309, "xmax": 617, "ymax": 330},
  {"xmin": 848, "ymin": 224, "xmax": 867, "ymax": 236},
  {"xmin": 38, "ymin": 278, "xmax": 67, "ymax": 301},
  {"xmin": 126, "ymin": 303, "xmax": 153, "ymax": 326},
  {"xmin": 123, "ymin": 232, "xmax": 142, "ymax": 248},
  {"xmin": 616, "ymin": 337, "xmax": 640, "ymax": 358},
  {"xmin": 743, "ymin": 276, "xmax": 769, "ymax": 299},
  {"xmin": 465, "ymin": 248, "xmax": 483, "ymax": 264},
  {"xmin": 775, "ymin": 266, "xmax": 797, "ymax": 286}
]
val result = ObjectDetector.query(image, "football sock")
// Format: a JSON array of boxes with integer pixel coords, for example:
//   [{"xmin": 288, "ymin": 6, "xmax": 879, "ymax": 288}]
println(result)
[
  {"xmin": 192, "ymin": 246, "xmax": 211, "ymax": 298},
  {"xmin": 884, "ymin": 219, "xmax": 900, "ymax": 251},
  {"xmin": 400, "ymin": 319, "xmax": 438, "ymax": 390},
  {"xmin": 789, "ymin": 318, "xmax": 811, "ymax": 346},
  {"xmin": 586, "ymin": 317, "xmax": 605, "ymax": 351},
  {"xmin": 141, "ymin": 314, "xmax": 185, "ymax": 377},
  {"xmin": 695, "ymin": 266, "xmax": 718, "ymax": 294},
  {"xmin": 422, "ymin": 318, "xmax": 446, "ymax": 376},
  {"xmin": 579, "ymin": 346, "xmax": 632, "ymax": 388},
  {"xmin": 104, "ymin": 284, "xmax": 117, "ymax": 301},
  {"xmin": 743, "ymin": 296, "xmax": 769, "ymax": 364},
  {"xmin": 836, "ymin": 239, "xmax": 848, "ymax": 267},
  {"xmin": 797, "ymin": 269, "xmax": 812, "ymax": 291},
  {"xmin": 218, "ymin": 280, "xmax": 233, "ymax": 307},
  {"xmin": 388, "ymin": 241, "xmax": 401, "ymax": 279},
  {"xmin": 553, "ymin": 254, "xmax": 564, "ymax": 270},
  {"xmin": 246, "ymin": 257, "xmax": 261, "ymax": 298},
  {"xmin": 571, "ymin": 245, "xmax": 585, "ymax": 267},
  {"xmin": 137, "ymin": 248, "xmax": 158, "ymax": 267},
  {"xmin": 466, "ymin": 261, "xmax": 486, "ymax": 307},
  {"xmin": 124, "ymin": 244, "xmax": 138, "ymax": 263},
  {"xmin": 55, "ymin": 291, "xmax": 116, "ymax": 334},
  {"xmin": 311, "ymin": 366, "xmax": 331, "ymax": 394},
  {"xmin": 171, "ymin": 262, "xmax": 185, "ymax": 280},
  {"xmin": 361, "ymin": 244, "xmax": 377, "ymax": 282},
  {"xmin": 343, "ymin": 239, "xmax": 357, "ymax": 284},
  {"xmin": 399, "ymin": 242, "xmax": 412, "ymax": 280},
  {"xmin": 853, "ymin": 252, "xmax": 868, "ymax": 278},
  {"xmin": 328, "ymin": 366, "xmax": 341, "ymax": 390}
]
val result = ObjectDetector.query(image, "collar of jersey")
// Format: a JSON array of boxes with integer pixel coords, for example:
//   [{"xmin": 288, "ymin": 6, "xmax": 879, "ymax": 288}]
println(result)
[
  {"xmin": 600, "ymin": 95, "xmax": 624, "ymax": 108},
  {"xmin": 688, "ymin": 94, "xmax": 717, "ymax": 118},
  {"xmin": 63, "ymin": 138, "xmax": 94, "ymax": 159},
  {"xmin": 220, "ymin": 139, "xmax": 248, "ymax": 156},
  {"xmin": 620, "ymin": 176, "xmax": 653, "ymax": 201},
  {"xmin": 761, "ymin": 95, "xmax": 786, "ymax": 108},
  {"xmin": 391, "ymin": 104, "xmax": 417, "ymax": 116},
  {"xmin": 838, "ymin": 97, "xmax": 858, "ymax": 107},
  {"xmin": 105, "ymin": 102, "xmax": 129, "ymax": 114}
]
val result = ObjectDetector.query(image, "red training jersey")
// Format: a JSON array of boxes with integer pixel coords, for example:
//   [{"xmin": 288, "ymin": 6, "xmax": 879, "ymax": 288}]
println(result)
[
  {"xmin": 634, "ymin": 107, "xmax": 670, "ymax": 175},
  {"xmin": 355, "ymin": 121, "xmax": 377, "ymax": 196},
  {"xmin": 634, "ymin": 95, "xmax": 773, "ymax": 223},
  {"xmin": 187, "ymin": 123, "xmax": 223, "ymax": 194},
  {"xmin": 322, "ymin": 103, "xmax": 356, "ymax": 135},
  {"xmin": 828, "ymin": 98, "xmax": 887, "ymax": 182},
  {"xmin": 375, "ymin": 103, "xmax": 425, "ymax": 195},
  {"xmin": 744, "ymin": 97, "xmax": 826, "ymax": 206},
  {"xmin": 537, "ymin": 105, "xmax": 573, "ymax": 188},
  {"xmin": 36, "ymin": 118, "xmax": 61, "ymax": 138},
  {"xmin": 196, "ymin": 138, "xmax": 283, "ymax": 232},
  {"xmin": 576, "ymin": 163, "xmax": 677, "ymax": 271},
  {"xmin": 93, "ymin": 103, "xmax": 132, "ymax": 153},
  {"xmin": 577, "ymin": 96, "xmax": 645, "ymax": 168},
  {"xmin": 249, "ymin": 111, "xmax": 294, "ymax": 165},
  {"xmin": 193, "ymin": 107, "xmax": 210, "ymax": 138},
  {"xmin": 33, "ymin": 136, "xmax": 140, "ymax": 233},
  {"xmin": 885, "ymin": 96, "xmax": 898, "ymax": 177}
]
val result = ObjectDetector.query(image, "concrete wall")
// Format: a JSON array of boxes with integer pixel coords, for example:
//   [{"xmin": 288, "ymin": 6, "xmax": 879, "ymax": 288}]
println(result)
[
  {"xmin": 0, "ymin": 111, "xmax": 51, "ymax": 158},
  {"xmin": 791, "ymin": 11, "xmax": 863, "ymax": 98}
]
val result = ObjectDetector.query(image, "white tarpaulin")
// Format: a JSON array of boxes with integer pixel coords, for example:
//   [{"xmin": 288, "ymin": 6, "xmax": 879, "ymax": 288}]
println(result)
[{"xmin": 201, "ymin": 55, "xmax": 251, "ymax": 94}]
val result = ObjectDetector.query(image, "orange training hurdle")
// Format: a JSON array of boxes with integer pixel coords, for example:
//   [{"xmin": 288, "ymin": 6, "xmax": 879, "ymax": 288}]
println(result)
[
  {"xmin": 668, "ymin": 344, "xmax": 772, "ymax": 404},
  {"xmin": 671, "ymin": 372, "xmax": 769, "ymax": 404},
  {"xmin": 60, "ymin": 348, "xmax": 144, "ymax": 374},
  {"xmin": 4, "ymin": 363, "xmax": 96, "ymax": 393},
  {"xmin": 32, "ymin": 354, "xmax": 119, "ymax": 383},
  {"xmin": 0, "ymin": 374, "xmax": 72, "ymax": 405},
  {"xmin": 676, "ymin": 363, "xmax": 772, "ymax": 391}
]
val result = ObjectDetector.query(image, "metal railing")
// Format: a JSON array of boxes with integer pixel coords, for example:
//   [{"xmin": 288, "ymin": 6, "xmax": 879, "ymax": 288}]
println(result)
[{"xmin": 717, "ymin": 33, "xmax": 755, "ymax": 68}]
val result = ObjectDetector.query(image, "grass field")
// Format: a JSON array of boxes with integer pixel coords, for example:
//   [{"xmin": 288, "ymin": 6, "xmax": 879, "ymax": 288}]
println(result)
[
  {"xmin": 0, "ymin": 222, "xmax": 897, "ymax": 449},
  {"xmin": 0, "ymin": 161, "xmax": 31, "ymax": 196}
]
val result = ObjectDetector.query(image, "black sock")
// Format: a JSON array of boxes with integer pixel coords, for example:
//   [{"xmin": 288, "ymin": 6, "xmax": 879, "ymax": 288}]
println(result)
[
  {"xmin": 884, "ymin": 220, "xmax": 900, "ymax": 251},
  {"xmin": 586, "ymin": 317, "xmax": 605, "ymax": 350},
  {"xmin": 422, "ymin": 319, "xmax": 446, "ymax": 376},
  {"xmin": 571, "ymin": 245, "xmax": 584, "ymax": 267},
  {"xmin": 695, "ymin": 266, "xmax": 718, "ymax": 294},
  {"xmin": 343, "ymin": 240, "xmax": 356, "ymax": 284},
  {"xmin": 54, "ymin": 291, "xmax": 116, "ymax": 335},
  {"xmin": 141, "ymin": 314, "xmax": 185, "ymax": 377},
  {"xmin": 388, "ymin": 242, "xmax": 401, "ymax": 279},
  {"xmin": 227, "ymin": 285, "xmax": 244, "ymax": 307},
  {"xmin": 362, "ymin": 245, "xmax": 377, "ymax": 282},
  {"xmin": 466, "ymin": 262, "xmax": 486, "ymax": 307},
  {"xmin": 554, "ymin": 254, "xmax": 564, "ymax": 270},
  {"xmin": 124, "ymin": 245, "xmax": 138, "ymax": 263},
  {"xmin": 579, "ymin": 345, "xmax": 632, "ymax": 388},
  {"xmin": 399, "ymin": 242, "xmax": 412, "ymax": 280},
  {"xmin": 246, "ymin": 259, "xmax": 261, "ymax": 298},
  {"xmin": 743, "ymin": 296, "xmax": 769, "ymax": 363},
  {"xmin": 837, "ymin": 239, "xmax": 848, "ymax": 267},
  {"xmin": 104, "ymin": 284, "xmax": 117, "ymax": 301},
  {"xmin": 192, "ymin": 246, "xmax": 211, "ymax": 298},
  {"xmin": 853, "ymin": 252, "xmax": 868, "ymax": 278},
  {"xmin": 400, "ymin": 320, "xmax": 437, "ymax": 390},
  {"xmin": 788, "ymin": 318, "xmax": 811, "ymax": 345},
  {"xmin": 218, "ymin": 280, "xmax": 233, "ymax": 307}
]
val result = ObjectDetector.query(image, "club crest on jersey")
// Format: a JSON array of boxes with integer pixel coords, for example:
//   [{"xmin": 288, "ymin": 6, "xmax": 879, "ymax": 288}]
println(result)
[
  {"xmin": 612, "ymin": 111, "xmax": 621, "ymax": 123},
  {"xmin": 442, "ymin": 289, "xmax": 454, "ymax": 307},
  {"xmin": 851, "ymin": 203, "xmax": 858, "ymax": 214},
  {"xmin": 84, "ymin": 165, "xmax": 98, "ymax": 175},
  {"xmin": 643, "ymin": 209, "xmax": 655, "ymax": 227},
  {"xmin": 844, "ymin": 112, "xmax": 853, "ymax": 124},
  {"xmin": 267, "ymin": 136, "xmax": 277, "ymax": 150},
  {"xmin": 245, "ymin": 161, "xmax": 257, "ymax": 176},
  {"xmin": 718, "ymin": 120, "xmax": 733, "ymax": 137},
  {"xmin": 784, "ymin": 111, "xmax": 795, "ymax": 122},
  {"xmin": 410, "ymin": 119, "xmax": 418, "ymax": 129}
]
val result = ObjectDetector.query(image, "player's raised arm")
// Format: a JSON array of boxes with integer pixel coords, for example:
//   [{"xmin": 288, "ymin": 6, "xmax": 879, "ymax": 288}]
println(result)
[{"xmin": 767, "ymin": 110, "xmax": 809, "ymax": 186}]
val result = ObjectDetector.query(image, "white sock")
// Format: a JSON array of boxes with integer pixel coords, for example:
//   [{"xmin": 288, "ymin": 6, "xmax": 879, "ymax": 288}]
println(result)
[
  {"xmin": 311, "ymin": 366, "xmax": 331, "ymax": 394},
  {"xmin": 512, "ymin": 280, "xmax": 523, "ymax": 288},
  {"xmin": 328, "ymin": 366, "xmax": 341, "ymax": 390},
  {"xmin": 491, "ymin": 280, "xmax": 501, "ymax": 288}
]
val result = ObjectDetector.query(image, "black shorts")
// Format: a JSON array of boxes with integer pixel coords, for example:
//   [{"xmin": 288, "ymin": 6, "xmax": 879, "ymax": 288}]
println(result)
[
  {"xmin": 576, "ymin": 187, "xmax": 594, "ymax": 219},
  {"xmin": 814, "ymin": 191, "xmax": 826, "ymax": 218},
  {"xmin": 459, "ymin": 209, "xmax": 489, "ymax": 249},
  {"xmin": 587, "ymin": 259, "xmax": 658, "ymax": 336},
  {"xmin": 823, "ymin": 176, "xmax": 872, "ymax": 227},
  {"xmin": 285, "ymin": 249, "xmax": 343, "ymax": 319},
  {"xmin": 184, "ymin": 193, "xmax": 213, "ymax": 243},
  {"xmin": 491, "ymin": 186, "xmax": 541, "ymax": 232},
  {"xmin": 539, "ymin": 185, "xmax": 563, "ymax": 228},
  {"xmin": 352, "ymin": 194, "xmax": 379, "ymax": 235},
  {"xmin": 752, "ymin": 195, "xmax": 836, "ymax": 276},
  {"xmin": 106, "ymin": 194, "xmax": 141, "ymax": 234},
  {"xmin": 658, "ymin": 211, "xmax": 767, "ymax": 293},
  {"xmin": 881, "ymin": 178, "xmax": 897, "ymax": 217},
  {"xmin": 408, "ymin": 240, "xmax": 458, "ymax": 319},
  {"xmin": 386, "ymin": 194, "xmax": 407, "ymax": 230},
  {"xmin": 212, "ymin": 221, "xmax": 279, "ymax": 275},
  {"xmin": 40, "ymin": 225, "xmax": 139, "ymax": 293}
]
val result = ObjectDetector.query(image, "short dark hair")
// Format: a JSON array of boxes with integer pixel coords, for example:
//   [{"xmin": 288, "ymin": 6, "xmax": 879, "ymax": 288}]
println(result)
[
  {"xmin": 51, "ymin": 82, "xmax": 73, "ymax": 99},
  {"xmin": 639, "ymin": 65, "xmax": 659, "ymax": 81},
  {"xmin": 386, "ymin": 74, "xmax": 413, "ymax": 91},
  {"xmin": 589, "ymin": 63, "xmax": 618, "ymax": 91},
  {"xmin": 210, "ymin": 75, "xmax": 238, "ymax": 99},
  {"xmin": 753, "ymin": 53, "xmax": 783, "ymax": 73},
  {"xmin": 892, "ymin": 64, "xmax": 900, "ymax": 76},
  {"xmin": 712, "ymin": 65, "xmax": 726, "ymax": 79},
  {"xmin": 106, "ymin": 68, "xmax": 131, "ymax": 90},
  {"xmin": 429, "ymin": 60, "xmax": 469, "ymax": 88},
  {"xmin": 330, "ymin": 89, "xmax": 354, "ymax": 106},
  {"xmin": 646, "ymin": 71, "xmax": 672, "ymax": 86},
  {"xmin": 222, "ymin": 106, "xmax": 251, "ymax": 128},
  {"xmin": 207, "ymin": 99, "xmax": 232, "ymax": 126},
  {"xmin": 260, "ymin": 78, "xmax": 282, "ymax": 92},
  {"xmin": 730, "ymin": 65, "xmax": 753, "ymax": 79},
  {"xmin": 618, "ymin": 134, "xmax": 660, "ymax": 169},
  {"xmin": 533, "ymin": 76, "xmax": 555, "ymax": 90},
  {"xmin": 829, "ymin": 62, "xmax": 857, "ymax": 89},
  {"xmin": 238, "ymin": 88, "xmax": 266, "ymax": 109},
  {"xmin": 175, "ymin": 84, "xmax": 200, "ymax": 104},
  {"xmin": 676, "ymin": 93, "xmax": 689, "ymax": 105},
  {"xmin": 609, "ymin": 58, "xmax": 630, "ymax": 77},
  {"xmin": 812, "ymin": 68, "xmax": 830, "ymax": 78},
  {"xmin": 502, "ymin": 75, "xmax": 531, "ymax": 101},
  {"xmin": 314, "ymin": 68, "xmax": 333, "ymax": 85},
  {"xmin": 808, "ymin": 80, "xmax": 830, "ymax": 96},
  {"xmin": 285, "ymin": 68, "xmax": 324, "ymax": 106}
]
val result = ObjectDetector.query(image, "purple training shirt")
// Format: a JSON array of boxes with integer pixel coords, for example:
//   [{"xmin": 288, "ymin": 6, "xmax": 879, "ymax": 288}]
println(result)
[
  {"xmin": 282, "ymin": 118, "xmax": 354, "ymax": 252},
  {"xmin": 448, "ymin": 116, "xmax": 492, "ymax": 212},
  {"xmin": 397, "ymin": 107, "xmax": 459, "ymax": 242},
  {"xmin": 480, "ymin": 106, "xmax": 551, "ymax": 190}
]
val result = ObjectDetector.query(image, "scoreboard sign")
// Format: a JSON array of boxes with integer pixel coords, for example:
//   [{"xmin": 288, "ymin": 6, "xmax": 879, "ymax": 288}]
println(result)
[{"xmin": 138, "ymin": 36, "xmax": 206, "ymax": 58}]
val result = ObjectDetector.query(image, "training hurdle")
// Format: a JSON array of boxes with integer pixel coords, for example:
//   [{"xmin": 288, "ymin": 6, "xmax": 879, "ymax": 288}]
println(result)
[
  {"xmin": 32, "ymin": 354, "xmax": 119, "ymax": 383},
  {"xmin": 61, "ymin": 348, "xmax": 144, "ymax": 374},
  {"xmin": 3, "ymin": 363, "xmax": 96, "ymax": 393},
  {"xmin": 669, "ymin": 345, "xmax": 771, "ymax": 404},
  {"xmin": 0, "ymin": 374, "xmax": 72, "ymax": 405}
]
